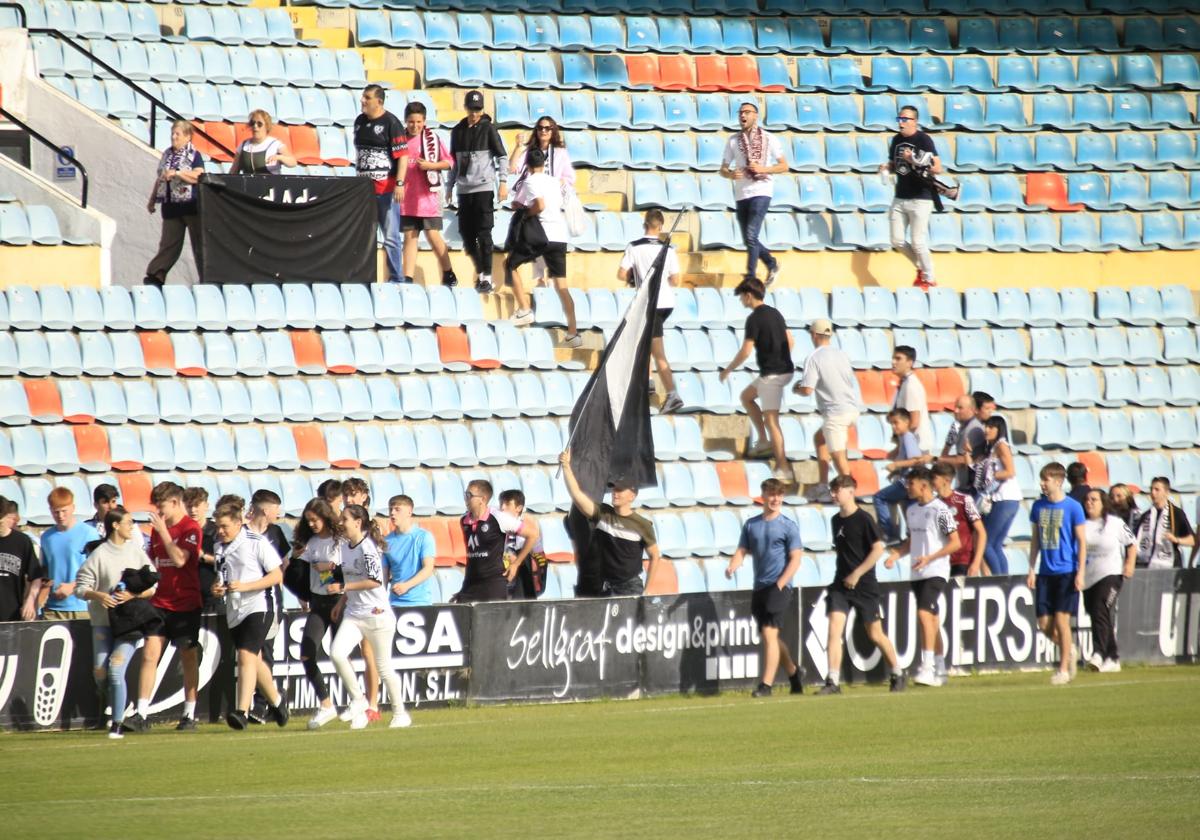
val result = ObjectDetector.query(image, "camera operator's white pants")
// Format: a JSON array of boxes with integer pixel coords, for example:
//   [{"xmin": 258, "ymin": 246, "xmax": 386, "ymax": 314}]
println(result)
[{"xmin": 889, "ymin": 198, "xmax": 934, "ymax": 280}]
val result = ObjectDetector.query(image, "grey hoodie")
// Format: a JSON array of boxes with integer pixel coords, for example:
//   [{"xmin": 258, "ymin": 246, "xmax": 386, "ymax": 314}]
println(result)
[
  {"xmin": 447, "ymin": 113, "xmax": 507, "ymax": 195},
  {"xmin": 75, "ymin": 540, "xmax": 152, "ymax": 627}
]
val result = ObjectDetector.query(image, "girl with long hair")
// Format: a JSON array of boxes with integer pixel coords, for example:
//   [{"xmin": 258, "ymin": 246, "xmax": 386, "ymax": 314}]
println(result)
[
  {"xmin": 291, "ymin": 498, "xmax": 344, "ymax": 729},
  {"xmin": 969, "ymin": 416, "xmax": 1022, "ymax": 575}
]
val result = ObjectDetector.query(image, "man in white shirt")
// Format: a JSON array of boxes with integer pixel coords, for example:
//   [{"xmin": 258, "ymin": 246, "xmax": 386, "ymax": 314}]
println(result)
[
  {"xmin": 891, "ymin": 344, "xmax": 934, "ymax": 454},
  {"xmin": 884, "ymin": 467, "xmax": 960, "ymax": 688},
  {"xmin": 720, "ymin": 101, "xmax": 788, "ymax": 287},
  {"xmin": 618, "ymin": 209, "xmax": 683, "ymax": 415},
  {"xmin": 793, "ymin": 318, "xmax": 862, "ymax": 501}
]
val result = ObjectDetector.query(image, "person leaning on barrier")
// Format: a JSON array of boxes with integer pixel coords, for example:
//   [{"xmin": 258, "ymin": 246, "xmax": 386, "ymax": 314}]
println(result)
[
  {"xmin": 144, "ymin": 119, "xmax": 205, "ymax": 287},
  {"xmin": 228, "ymin": 109, "xmax": 297, "ymax": 175}
]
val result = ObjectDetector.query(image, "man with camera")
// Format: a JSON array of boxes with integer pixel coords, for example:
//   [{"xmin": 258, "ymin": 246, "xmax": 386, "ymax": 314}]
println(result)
[{"xmin": 881, "ymin": 105, "xmax": 942, "ymax": 291}]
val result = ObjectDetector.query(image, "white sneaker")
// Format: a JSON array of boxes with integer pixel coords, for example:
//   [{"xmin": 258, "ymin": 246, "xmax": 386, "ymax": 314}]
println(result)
[
  {"xmin": 1086, "ymin": 653, "xmax": 1103, "ymax": 672},
  {"xmin": 561, "ymin": 333, "xmax": 583, "ymax": 349},
  {"xmin": 339, "ymin": 697, "xmax": 368, "ymax": 723},
  {"xmin": 947, "ymin": 666, "xmax": 968, "ymax": 678},
  {"xmin": 107, "ymin": 724, "xmax": 124, "ymax": 740},
  {"xmin": 1050, "ymin": 669, "xmax": 1072, "ymax": 686},
  {"xmin": 912, "ymin": 666, "xmax": 940, "ymax": 687},
  {"xmin": 660, "ymin": 393, "xmax": 684, "ymax": 415},
  {"xmin": 389, "ymin": 709, "xmax": 413, "ymax": 729},
  {"xmin": 349, "ymin": 712, "xmax": 370, "ymax": 730},
  {"xmin": 308, "ymin": 705, "xmax": 338, "ymax": 730},
  {"xmin": 935, "ymin": 666, "xmax": 948, "ymax": 684},
  {"xmin": 511, "ymin": 308, "xmax": 534, "ymax": 326},
  {"xmin": 1069, "ymin": 657, "xmax": 1078, "ymax": 680},
  {"xmin": 1099, "ymin": 658, "xmax": 1122, "ymax": 673}
]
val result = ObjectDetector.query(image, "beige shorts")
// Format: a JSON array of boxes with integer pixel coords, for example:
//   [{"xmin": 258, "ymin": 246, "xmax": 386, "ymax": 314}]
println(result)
[
  {"xmin": 752, "ymin": 373, "xmax": 794, "ymax": 413},
  {"xmin": 822, "ymin": 410, "xmax": 860, "ymax": 453}
]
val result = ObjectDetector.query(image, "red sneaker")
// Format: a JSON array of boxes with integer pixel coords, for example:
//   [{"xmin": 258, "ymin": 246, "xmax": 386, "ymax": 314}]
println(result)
[
  {"xmin": 365, "ymin": 709, "xmax": 381, "ymax": 725},
  {"xmin": 913, "ymin": 270, "xmax": 930, "ymax": 291}
]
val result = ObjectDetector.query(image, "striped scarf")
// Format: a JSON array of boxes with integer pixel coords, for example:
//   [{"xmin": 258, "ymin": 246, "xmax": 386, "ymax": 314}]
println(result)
[
  {"xmin": 155, "ymin": 143, "xmax": 195, "ymax": 204},
  {"xmin": 420, "ymin": 128, "xmax": 441, "ymax": 188},
  {"xmin": 737, "ymin": 126, "xmax": 768, "ymax": 180}
]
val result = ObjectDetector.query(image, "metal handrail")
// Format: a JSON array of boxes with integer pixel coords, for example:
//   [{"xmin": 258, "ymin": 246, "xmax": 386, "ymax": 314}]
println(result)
[
  {"xmin": 0, "ymin": 3, "xmax": 236, "ymax": 158},
  {"xmin": 1, "ymin": 106, "xmax": 90, "ymax": 207}
]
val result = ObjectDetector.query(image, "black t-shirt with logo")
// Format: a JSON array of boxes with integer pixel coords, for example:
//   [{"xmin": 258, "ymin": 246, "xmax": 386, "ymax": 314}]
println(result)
[
  {"xmin": 744, "ymin": 304, "xmax": 795, "ymax": 376},
  {"xmin": 353, "ymin": 110, "xmax": 407, "ymax": 194},
  {"xmin": 0, "ymin": 530, "xmax": 42, "ymax": 621},
  {"xmin": 889, "ymin": 130, "xmax": 938, "ymax": 201},
  {"xmin": 832, "ymin": 508, "xmax": 883, "ymax": 594},
  {"xmin": 461, "ymin": 509, "xmax": 520, "ymax": 588}
]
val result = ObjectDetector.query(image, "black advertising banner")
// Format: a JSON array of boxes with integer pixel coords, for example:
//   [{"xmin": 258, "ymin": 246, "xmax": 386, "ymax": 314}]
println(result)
[
  {"xmin": 638, "ymin": 590, "xmax": 799, "ymax": 695},
  {"xmin": 0, "ymin": 606, "xmax": 468, "ymax": 730},
  {"xmin": 469, "ymin": 597, "xmax": 642, "ymax": 703},
  {"xmin": 1115, "ymin": 569, "xmax": 1200, "ymax": 664},
  {"xmin": 197, "ymin": 175, "xmax": 376, "ymax": 285}
]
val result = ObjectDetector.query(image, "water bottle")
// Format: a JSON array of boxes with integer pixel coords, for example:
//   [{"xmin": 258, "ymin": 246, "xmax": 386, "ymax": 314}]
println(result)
[
  {"xmin": 879, "ymin": 166, "xmax": 893, "ymax": 187},
  {"xmin": 221, "ymin": 564, "xmax": 242, "ymax": 612}
]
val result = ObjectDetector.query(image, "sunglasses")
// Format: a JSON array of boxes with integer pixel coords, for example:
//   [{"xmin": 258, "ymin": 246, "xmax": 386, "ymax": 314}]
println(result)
[
  {"xmin": 463, "ymin": 492, "xmax": 484, "ymax": 500},
  {"xmin": 537, "ymin": 125, "xmax": 553, "ymax": 131},
  {"xmin": 249, "ymin": 120, "xmax": 265, "ymax": 128},
  {"xmin": 897, "ymin": 117, "xmax": 914, "ymax": 123}
]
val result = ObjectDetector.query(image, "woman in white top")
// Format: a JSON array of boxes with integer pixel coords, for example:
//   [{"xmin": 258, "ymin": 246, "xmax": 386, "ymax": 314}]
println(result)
[
  {"xmin": 290, "ymin": 498, "xmax": 344, "ymax": 729},
  {"xmin": 1082, "ymin": 489, "xmax": 1136, "ymax": 673},
  {"xmin": 329, "ymin": 504, "xmax": 412, "ymax": 730},
  {"xmin": 969, "ymin": 416, "xmax": 1022, "ymax": 576},
  {"xmin": 508, "ymin": 116, "xmax": 575, "ymax": 190},
  {"xmin": 505, "ymin": 147, "xmax": 579, "ymax": 347},
  {"xmin": 75, "ymin": 507, "xmax": 155, "ymax": 739},
  {"xmin": 210, "ymin": 501, "xmax": 288, "ymax": 730},
  {"xmin": 229, "ymin": 109, "xmax": 297, "ymax": 175}
]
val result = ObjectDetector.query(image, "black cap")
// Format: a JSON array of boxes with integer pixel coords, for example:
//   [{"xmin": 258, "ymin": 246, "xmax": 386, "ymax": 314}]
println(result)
[
  {"xmin": 464, "ymin": 90, "xmax": 484, "ymax": 111},
  {"xmin": 608, "ymin": 478, "xmax": 638, "ymax": 493}
]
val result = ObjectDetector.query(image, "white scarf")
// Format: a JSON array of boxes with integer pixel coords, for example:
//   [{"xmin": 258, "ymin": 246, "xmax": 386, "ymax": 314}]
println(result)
[
  {"xmin": 1137, "ymin": 504, "xmax": 1177, "ymax": 569},
  {"xmin": 419, "ymin": 128, "xmax": 441, "ymax": 188}
]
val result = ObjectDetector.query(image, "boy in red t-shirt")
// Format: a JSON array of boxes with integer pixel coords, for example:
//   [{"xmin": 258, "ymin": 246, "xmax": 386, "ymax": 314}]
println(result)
[
  {"xmin": 128, "ymin": 482, "xmax": 203, "ymax": 732},
  {"xmin": 931, "ymin": 462, "xmax": 986, "ymax": 578}
]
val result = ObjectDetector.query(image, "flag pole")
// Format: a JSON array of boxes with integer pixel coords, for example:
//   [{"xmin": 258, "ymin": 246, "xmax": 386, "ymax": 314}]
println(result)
[{"xmin": 556, "ymin": 208, "xmax": 688, "ymax": 475}]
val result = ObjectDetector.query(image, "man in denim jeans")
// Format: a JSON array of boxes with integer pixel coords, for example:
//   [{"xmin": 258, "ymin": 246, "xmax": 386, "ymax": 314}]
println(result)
[
  {"xmin": 720, "ymin": 102, "xmax": 788, "ymax": 286},
  {"xmin": 881, "ymin": 105, "xmax": 941, "ymax": 290}
]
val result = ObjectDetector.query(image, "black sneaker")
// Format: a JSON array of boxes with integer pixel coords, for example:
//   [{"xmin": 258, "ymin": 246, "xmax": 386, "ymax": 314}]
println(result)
[
  {"xmin": 750, "ymin": 683, "xmax": 772, "ymax": 698},
  {"xmin": 247, "ymin": 705, "xmax": 266, "ymax": 725},
  {"xmin": 125, "ymin": 713, "xmax": 150, "ymax": 733},
  {"xmin": 817, "ymin": 680, "xmax": 842, "ymax": 695},
  {"xmin": 270, "ymin": 697, "xmax": 290, "ymax": 728},
  {"xmin": 890, "ymin": 672, "xmax": 907, "ymax": 693},
  {"xmin": 474, "ymin": 277, "xmax": 494, "ymax": 294},
  {"xmin": 175, "ymin": 716, "xmax": 198, "ymax": 732},
  {"xmin": 226, "ymin": 710, "xmax": 248, "ymax": 731},
  {"xmin": 789, "ymin": 669, "xmax": 805, "ymax": 695},
  {"xmin": 443, "ymin": 270, "xmax": 458, "ymax": 287}
]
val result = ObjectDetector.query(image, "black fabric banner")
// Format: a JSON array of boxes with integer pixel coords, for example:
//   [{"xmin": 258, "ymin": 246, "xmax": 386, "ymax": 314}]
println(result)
[{"xmin": 197, "ymin": 175, "xmax": 376, "ymax": 285}]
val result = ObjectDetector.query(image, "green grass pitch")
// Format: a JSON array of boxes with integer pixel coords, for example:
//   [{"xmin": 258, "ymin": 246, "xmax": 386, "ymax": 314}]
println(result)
[{"xmin": 2, "ymin": 667, "xmax": 1198, "ymax": 839}]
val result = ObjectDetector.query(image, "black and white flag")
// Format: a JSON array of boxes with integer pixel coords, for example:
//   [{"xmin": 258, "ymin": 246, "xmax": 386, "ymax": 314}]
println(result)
[{"xmin": 565, "ymin": 240, "xmax": 669, "ymax": 502}]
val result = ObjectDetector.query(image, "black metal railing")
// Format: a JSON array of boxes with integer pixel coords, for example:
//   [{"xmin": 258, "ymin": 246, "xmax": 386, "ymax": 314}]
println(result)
[
  {"xmin": 0, "ymin": 3, "xmax": 236, "ymax": 158},
  {"xmin": 0, "ymin": 106, "xmax": 90, "ymax": 206}
]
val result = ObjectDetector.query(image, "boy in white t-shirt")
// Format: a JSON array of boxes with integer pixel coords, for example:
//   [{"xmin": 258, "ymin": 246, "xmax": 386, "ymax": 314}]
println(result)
[
  {"xmin": 885, "ymin": 467, "xmax": 960, "ymax": 688},
  {"xmin": 891, "ymin": 345, "xmax": 934, "ymax": 454},
  {"xmin": 618, "ymin": 209, "xmax": 683, "ymax": 415}
]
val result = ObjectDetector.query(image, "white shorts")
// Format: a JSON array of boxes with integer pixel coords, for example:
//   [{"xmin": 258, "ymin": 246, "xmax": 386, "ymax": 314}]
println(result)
[
  {"xmin": 822, "ymin": 411, "xmax": 860, "ymax": 453},
  {"xmin": 752, "ymin": 373, "xmax": 793, "ymax": 413}
]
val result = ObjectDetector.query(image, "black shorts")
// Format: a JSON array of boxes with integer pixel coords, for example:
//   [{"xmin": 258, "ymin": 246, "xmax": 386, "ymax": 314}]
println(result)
[
  {"xmin": 230, "ymin": 612, "xmax": 271, "ymax": 654},
  {"xmin": 652, "ymin": 308, "xmax": 673, "ymax": 340},
  {"xmin": 1036, "ymin": 573, "xmax": 1079, "ymax": 617},
  {"xmin": 826, "ymin": 583, "xmax": 882, "ymax": 623},
  {"xmin": 507, "ymin": 241, "xmax": 567, "ymax": 278},
  {"xmin": 148, "ymin": 607, "xmax": 202, "ymax": 649},
  {"xmin": 751, "ymin": 584, "xmax": 790, "ymax": 630},
  {"xmin": 949, "ymin": 565, "xmax": 968, "ymax": 578},
  {"xmin": 911, "ymin": 577, "xmax": 947, "ymax": 614},
  {"xmin": 400, "ymin": 215, "xmax": 443, "ymax": 232}
]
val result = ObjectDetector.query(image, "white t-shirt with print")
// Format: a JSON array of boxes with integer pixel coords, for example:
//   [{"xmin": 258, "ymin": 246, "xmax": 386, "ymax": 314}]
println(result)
[
  {"xmin": 301, "ymin": 534, "xmax": 343, "ymax": 597},
  {"xmin": 340, "ymin": 537, "xmax": 389, "ymax": 620},
  {"xmin": 721, "ymin": 130, "xmax": 785, "ymax": 201},
  {"xmin": 215, "ymin": 527, "xmax": 283, "ymax": 627},
  {"xmin": 1084, "ymin": 515, "xmax": 1134, "ymax": 589},
  {"xmin": 906, "ymin": 498, "xmax": 957, "ymax": 581},
  {"xmin": 514, "ymin": 171, "xmax": 567, "ymax": 244}
]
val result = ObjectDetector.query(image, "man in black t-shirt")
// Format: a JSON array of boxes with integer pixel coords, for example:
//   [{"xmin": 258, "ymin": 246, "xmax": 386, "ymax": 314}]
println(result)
[
  {"xmin": 719, "ymin": 277, "xmax": 795, "ymax": 483},
  {"xmin": 819, "ymin": 475, "xmax": 905, "ymax": 694},
  {"xmin": 354, "ymin": 84, "xmax": 409, "ymax": 283},
  {"xmin": 0, "ymin": 498, "xmax": 41, "ymax": 622},
  {"xmin": 882, "ymin": 104, "xmax": 941, "ymax": 290},
  {"xmin": 457, "ymin": 480, "xmax": 521, "ymax": 603}
]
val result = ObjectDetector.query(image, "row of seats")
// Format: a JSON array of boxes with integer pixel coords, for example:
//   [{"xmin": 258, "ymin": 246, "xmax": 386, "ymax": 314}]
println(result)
[
  {"xmin": 355, "ymin": 11, "xmax": 1200, "ymax": 56},
  {"xmin": 4, "ymin": 282, "xmax": 1193, "ymax": 333},
  {"xmin": 698, "ymin": 207, "xmax": 1200, "ymax": 251},
  {"xmin": 1035, "ymin": 408, "xmax": 1200, "ymax": 451},
  {"xmin": 971, "ymin": 365, "xmax": 1200, "ymax": 410},
  {"xmin": 0, "ymin": 204, "xmax": 91, "ymax": 246},
  {"xmin": 33, "ymin": 38, "xmax": 367, "ymax": 89}
]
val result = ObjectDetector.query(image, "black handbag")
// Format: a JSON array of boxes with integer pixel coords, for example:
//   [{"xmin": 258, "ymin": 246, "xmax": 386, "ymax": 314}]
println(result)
[{"xmin": 282, "ymin": 557, "xmax": 312, "ymax": 601}]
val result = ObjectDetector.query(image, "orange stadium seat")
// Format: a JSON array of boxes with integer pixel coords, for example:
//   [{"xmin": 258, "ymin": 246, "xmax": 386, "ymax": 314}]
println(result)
[
  {"xmin": 882, "ymin": 371, "xmax": 901, "ymax": 407},
  {"xmin": 234, "ymin": 122, "xmax": 290, "ymax": 150},
  {"xmin": 694, "ymin": 56, "xmax": 729, "ymax": 91},
  {"xmin": 292, "ymin": 424, "xmax": 329, "ymax": 469},
  {"xmin": 448, "ymin": 518, "xmax": 468, "ymax": 565},
  {"xmin": 110, "ymin": 442, "xmax": 144, "ymax": 472},
  {"xmin": 1078, "ymin": 452, "xmax": 1110, "ymax": 489},
  {"xmin": 73, "ymin": 426, "xmax": 110, "ymax": 472},
  {"xmin": 1025, "ymin": 173, "xmax": 1083, "ymax": 212},
  {"xmin": 23, "ymin": 380, "xmax": 63, "ymax": 423},
  {"xmin": 626, "ymin": 54, "xmax": 660, "ymax": 89},
  {"xmin": 192, "ymin": 122, "xmax": 236, "ymax": 163},
  {"xmin": 644, "ymin": 557, "xmax": 679, "ymax": 596},
  {"xmin": 0, "ymin": 451, "xmax": 11, "ymax": 477},
  {"xmin": 138, "ymin": 331, "xmax": 177, "ymax": 376},
  {"xmin": 658, "ymin": 55, "xmax": 695, "ymax": 91},
  {"xmin": 937, "ymin": 369, "xmax": 966, "ymax": 409},
  {"xmin": 846, "ymin": 424, "xmax": 861, "ymax": 455},
  {"xmin": 467, "ymin": 329, "xmax": 500, "ymax": 369},
  {"xmin": 117, "ymin": 473, "xmax": 154, "ymax": 513},
  {"xmin": 437, "ymin": 325, "xmax": 471, "ymax": 368},
  {"xmin": 288, "ymin": 125, "xmax": 323, "ymax": 166},
  {"xmin": 290, "ymin": 330, "xmax": 327, "ymax": 374},
  {"xmin": 849, "ymin": 460, "xmax": 881, "ymax": 496},
  {"xmin": 915, "ymin": 369, "xmax": 948, "ymax": 411},
  {"xmin": 726, "ymin": 56, "xmax": 761, "ymax": 92},
  {"xmin": 856, "ymin": 370, "xmax": 889, "ymax": 412},
  {"xmin": 715, "ymin": 461, "xmax": 750, "ymax": 502}
]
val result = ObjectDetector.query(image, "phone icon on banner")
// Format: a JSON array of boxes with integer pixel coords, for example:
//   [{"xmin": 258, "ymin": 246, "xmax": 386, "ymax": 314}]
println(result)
[{"xmin": 34, "ymin": 625, "xmax": 73, "ymax": 727}]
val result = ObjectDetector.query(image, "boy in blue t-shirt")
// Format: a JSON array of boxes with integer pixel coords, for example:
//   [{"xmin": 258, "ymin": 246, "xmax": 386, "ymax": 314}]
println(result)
[
  {"xmin": 1027, "ymin": 462, "xmax": 1087, "ymax": 686},
  {"xmin": 725, "ymin": 478, "xmax": 805, "ymax": 697},
  {"xmin": 40, "ymin": 487, "xmax": 101, "ymax": 620},
  {"xmin": 384, "ymin": 495, "xmax": 436, "ymax": 608},
  {"xmin": 874, "ymin": 407, "xmax": 930, "ymax": 543}
]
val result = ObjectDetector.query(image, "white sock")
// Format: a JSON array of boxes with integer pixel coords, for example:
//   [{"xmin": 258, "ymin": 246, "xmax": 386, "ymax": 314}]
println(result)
[
  {"xmin": 921, "ymin": 650, "xmax": 934, "ymax": 668},
  {"xmin": 829, "ymin": 671, "xmax": 840, "ymax": 686},
  {"xmin": 891, "ymin": 666, "xmax": 902, "ymax": 677},
  {"xmin": 183, "ymin": 701, "xmax": 196, "ymax": 719},
  {"xmin": 935, "ymin": 655, "xmax": 946, "ymax": 672},
  {"xmin": 137, "ymin": 698, "xmax": 149, "ymax": 717}
]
